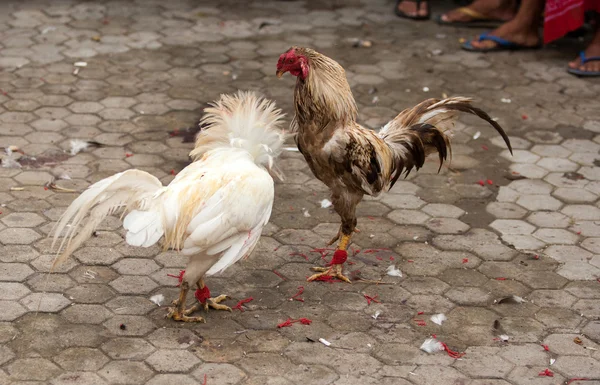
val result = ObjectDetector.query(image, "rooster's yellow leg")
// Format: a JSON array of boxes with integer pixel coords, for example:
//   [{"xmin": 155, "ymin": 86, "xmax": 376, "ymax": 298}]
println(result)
[
  {"xmin": 166, "ymin": 282, "xmax": 206, "ymax": 323},
  {"xmin": 308, "ymin": 233, "xmax": 352, "ymax": 284},
  {"xmin": 198, "ymin": 279, "xmax": 232, "ymax": 312}
]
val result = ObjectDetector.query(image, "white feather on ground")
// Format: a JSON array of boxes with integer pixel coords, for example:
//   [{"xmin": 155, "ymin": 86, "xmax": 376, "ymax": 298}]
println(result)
[{"xmin": 69, "ymin": 139, "xmax": 90, "ymax": 155}]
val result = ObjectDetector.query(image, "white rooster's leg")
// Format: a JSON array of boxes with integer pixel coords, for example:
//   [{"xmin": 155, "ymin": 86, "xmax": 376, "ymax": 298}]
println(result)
[
  {"xmin": 197, "ymin": 279, "xmax": 232, "ymax": 312},
  {"xmin": 166, "ymin": 282, "xmax": 206, "ymax": 323}
]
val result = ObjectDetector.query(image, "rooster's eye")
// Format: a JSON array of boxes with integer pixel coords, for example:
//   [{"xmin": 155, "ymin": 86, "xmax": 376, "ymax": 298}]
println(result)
[{"xmin": 287, "ymin": 59, "xmax": 293, "ymax": 64}]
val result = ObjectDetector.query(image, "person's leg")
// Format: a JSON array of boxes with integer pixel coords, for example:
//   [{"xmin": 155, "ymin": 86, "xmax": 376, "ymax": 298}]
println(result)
[
  {"xmin": 568, "ymin": 23, "xmax": 600, "ymax": 74},
  {"xmin": 439, "ymin": 0, "xmax": 517, "ymax": 23},
  {"xmin": 468, "ymin": 0, "xmax": 543, "ymax": 50},
  {"xmin": 396, "ymin": 0, "xmax": 429, "ymax": 19}
]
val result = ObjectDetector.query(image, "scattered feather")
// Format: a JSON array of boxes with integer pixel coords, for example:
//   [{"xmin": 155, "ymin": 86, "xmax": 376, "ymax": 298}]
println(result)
[
  {"xmin": 302, "ymin": 208, "xmax": 311, "ymax": 217},
  {"xmin": 501, "ymin": 98, "xmax": 512, "ymax": 103},
  {"xmin": 431, "ymin": 49, "xmax": 443, "ymax": 56},
  {"xmin": 371, "ymin": 96, "xmax": 379, "ymax": 104},
  {"xmin": 473, "ymin": 131, "xmax": 481, "ymax": 139},
  {"xmin": 500, "ymin": 334, "xmax": 510, "ymax": 342},
  {"xmin": 430, "ymin": 313, "xmax": 447, "ymax": 325},
  {"xmin": 69, "ymin": 139, "xmax": 90, "ymax": 155},
  {"xmin": 372, "ymin": 310, "xmax": 381, "ymax": 320},
  {"xmin": 74, "ymin": 61, "xmax": 88, "ymax": 67},
  {"xmin": 2, "ymin": 157, "xmax": 21, "ymax": 169},
  {"xmin": 319, "ymin": 338, "xmax": 331, "ymax": 347},
  {"xmin": 386, "ymin": 265, "xmax": 402, "ymax": 277},
  {"xmin": 283, "ymin": 147, "xmax": 299, "ymax": 152},
  {"xmin": 320, "ymin": 199, "xmax": 332, "ymax": 208},
  {"xmin": 422, "ymin": 87, "xmax": 430, "ymax": 92},
  {"xmin": 41, "ymin": 26, "xmax": 56, "ymax": 34},
  {"xmin": 150, "ymin": 294, "xmax": 164, "ymax": 306},
  {"xmin": 59, "ymin": 173, "xmax": 71, "ymax": 180},
  {"xmin": 550, "ymin": 358, "xmax": 556, "ymax": 365},
  {"xmin": 420, "ymin": 338, "xmax": 444, "ymax": 354}
]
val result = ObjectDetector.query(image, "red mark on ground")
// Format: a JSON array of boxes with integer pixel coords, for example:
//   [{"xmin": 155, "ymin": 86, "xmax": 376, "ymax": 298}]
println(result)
[
  {"xmin": 290, "ymin": 252, "xmax": 309, "ymax": 261},
  {"xmin": 538, "ymin": 369, "xmax": 554, "ymax": 377},
  {"xmin": 291, "ymin": 286, "xmax": 304, "ymax": 302},
  {"xmin": 231, "ymin": 297, "xmax": 253, "ymax": 312},
  {"xmin": 272, "ymin": 270, "xmax": 286, "ymax": 280},
  {"xmin": 364, "ymin": 294, "xmax": 380, "ymax": 305},
  {"xmin": 277, "ymin": 318, "xmax": 312, "ymax": 328}
]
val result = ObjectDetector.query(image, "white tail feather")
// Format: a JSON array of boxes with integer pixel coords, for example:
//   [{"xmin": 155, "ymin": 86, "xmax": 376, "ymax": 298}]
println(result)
[{"xmin": 51, "ymin": 169, "xmax": 163, "ymax": 268}]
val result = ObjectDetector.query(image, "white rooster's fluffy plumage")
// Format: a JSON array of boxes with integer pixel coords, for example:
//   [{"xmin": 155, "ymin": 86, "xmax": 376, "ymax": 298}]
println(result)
[{"xmin": 52, "ymin": 91, "xmax": 285, "ymax": 285}]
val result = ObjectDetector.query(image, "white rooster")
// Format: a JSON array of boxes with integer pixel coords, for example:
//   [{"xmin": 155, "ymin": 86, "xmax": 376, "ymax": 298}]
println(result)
[{"xmin": 52, "ymin": 91, "xmax": 285, "ymax": 322}]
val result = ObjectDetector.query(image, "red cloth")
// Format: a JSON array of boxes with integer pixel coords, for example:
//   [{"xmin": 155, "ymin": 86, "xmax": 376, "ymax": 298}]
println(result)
[{"xmin": 544, "ymin": 0, "xmax": 600, "ymax": 43}]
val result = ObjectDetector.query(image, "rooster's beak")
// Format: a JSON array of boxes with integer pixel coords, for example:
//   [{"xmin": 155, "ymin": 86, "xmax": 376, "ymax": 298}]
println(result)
[{"xmin": 276, "ymin": 70, "xmax": 284, "ymax": 78}]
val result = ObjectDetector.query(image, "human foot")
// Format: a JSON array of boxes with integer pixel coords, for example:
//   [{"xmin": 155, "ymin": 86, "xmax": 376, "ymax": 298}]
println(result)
[
  {"xmin": 438, "ymin": 0, "xmax": 516, "ymax": 24},
  {"xmin": 568, "ymin": 30, "xmax": 600, "ymax": 76},
  {"xmin": 465, "ymin": 19, "xmax": 541, "ymax": 51},
  {"xmin": 395, "ymin": 0, "xmax": 430, "ymax": 20}
]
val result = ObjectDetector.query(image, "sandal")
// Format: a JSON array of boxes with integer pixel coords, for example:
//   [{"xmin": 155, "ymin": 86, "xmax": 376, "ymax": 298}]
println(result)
[
  {"xmin": 568, "ymin": 51, "xmax": 600, "ymax": 77},
  {"xmin": 435, "ymin": 7, "xmax": 505, "ymax": 28},
  {"xmin": 395, "ymin": 0, "xmax": 430, "ymax": 21},
  {"xmin": 461, "ymin": 32, "xmax": 542, "ymax": 52}
]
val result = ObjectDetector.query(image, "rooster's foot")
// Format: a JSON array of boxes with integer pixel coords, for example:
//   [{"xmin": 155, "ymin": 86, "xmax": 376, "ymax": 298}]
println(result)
[
  {"xmin": 307, "ymin": 264, "xmax": 352, "ymax": 284},
  {"xmin": 202, "ymin": 295, "xmax": 232, "ymax": 312},
  {"xmin": 166, "ymin": 307, "xmax": 206, "ymax": 323}
]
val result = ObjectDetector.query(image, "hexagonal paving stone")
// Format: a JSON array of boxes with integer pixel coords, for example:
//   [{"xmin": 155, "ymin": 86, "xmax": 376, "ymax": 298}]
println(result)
[
  {"xmin": 0, "ymin": 212, "xmax": 45, "ymax": 227},
  {"xmin": 425, "ymin": 217, "xmax": 469, "ymax": 234},
  {"xmin": 21, "ymin": 292, "xmax": 71, "ymax": 312},
  {"xmin": 0, "ymin": 300, "xmax": 27, "ymax": 321},
  {"xmin": 454, "ymin": 347, "xmax": 514, "ymax": 377},
  {"xmin": 74, "ymin": 247, "xmax": 124, "ymax": 265},
  {"xmin": 61, "ymin": 304, "xmax": 113, "ymax": 324},
  {"xmin": 553, "ymin": 356, "xmax": 600, "ymax": 378},
  {"xmin": 0, "ymin": 228, "xmax": 42, "ymax": 245},
  {"xmin": 109, "ymin": 275, "xmax": 158, "ymax": 294},
  {"xmin": 98, "ymin": 361, "xmax": 154, "ymax": 385},
  {"xmin": 387, "ymin": 209, "xmax": 430, "ymax": 225},
  {"xmin": 486, "ymin": 202, "xmax": 527, "ymax": 219},
  {"xmin": 516, "ymin": 194, "xmax": 563, "ymax": 211},
  {"xmin": 527, "ymin": 211, "xmax": 571, "ymax": 228},
  {"xmin": 112, "ymin": 258, "xmax": 160, "ymax": 275},
  {"xmin": 380, "ymin": 194, "xmax": 426, "ymax": 209},
  {"xmin": 50, "ymin": 372, "xmax": 109, "ymax": 385},
  {"xmin": 562, "ymin": 204, "xmax": 600, "ymax": 220},
  {"xmin": 145, "ymin": 349, "xmax": 201, "ymax": 372},
  {"xmin": 101, "ymin": 337, "xmax": 156, "ymax": 360},
  {"xmin": 490, "ymin": 219, "xmax": 535, "ymax": 235},
  {"xmin": 0, "ymin": 262, "xmax": 34, "ymax": 281},
  {"xmin": 7, "ymin": 357, "xmax": 61, "ymax": 381},
  {"xmin": 0, "ymin": 282, "xmax": 30, "ymax": 300},
  {"xmin": 54, "ymin": 347, "xmax": 110, "ymax": 371},
  {"xmin": 533, "ymin": 228, "xmax": 579, "ymax": 245}
]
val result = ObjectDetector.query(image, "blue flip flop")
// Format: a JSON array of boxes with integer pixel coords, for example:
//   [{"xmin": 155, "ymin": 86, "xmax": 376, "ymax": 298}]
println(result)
[
  {"xmin": 568, "ymin": 51, "xmax": 600, "ymax": 77},
  {"xmin": 461, "ymin": 33, "xmax": 542, "ymax": 53}
]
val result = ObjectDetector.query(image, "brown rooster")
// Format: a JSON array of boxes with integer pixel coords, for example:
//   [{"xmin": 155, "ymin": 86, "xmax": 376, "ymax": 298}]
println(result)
[{"xmin": 276, "ymin": 46, "xmax": 512, "ymax": 283}]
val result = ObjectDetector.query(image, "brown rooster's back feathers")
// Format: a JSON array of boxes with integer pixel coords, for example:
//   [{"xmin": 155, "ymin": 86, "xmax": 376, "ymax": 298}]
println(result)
[{"xmin": 379, "ymin": 97, "xmax": 513, "ymax": 189}]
